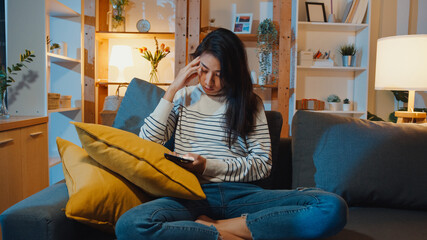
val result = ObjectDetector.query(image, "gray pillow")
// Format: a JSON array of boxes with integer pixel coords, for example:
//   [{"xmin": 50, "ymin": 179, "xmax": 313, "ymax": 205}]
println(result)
[
  {"xmin": 113, "ymin": 78, "xmax": 174, "ymax": 150},
  {"xmin": 292, "ymin": 111, "xmax": 427, "ymax": 210}
]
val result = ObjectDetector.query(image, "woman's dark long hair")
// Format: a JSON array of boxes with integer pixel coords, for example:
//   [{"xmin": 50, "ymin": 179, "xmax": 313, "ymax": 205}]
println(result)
[{"xmin": 191, "ymin": 28, "xmax": 262, "ymax": 147}]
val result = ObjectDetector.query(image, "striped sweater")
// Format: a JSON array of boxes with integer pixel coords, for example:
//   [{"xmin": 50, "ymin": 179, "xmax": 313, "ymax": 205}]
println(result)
[{"xmin": 139, "ymin": 84, "xmax": 272, "ymax": 183}]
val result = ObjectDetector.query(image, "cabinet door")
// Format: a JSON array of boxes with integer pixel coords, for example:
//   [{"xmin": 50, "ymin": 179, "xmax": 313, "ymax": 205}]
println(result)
[
  {"xmin": 21, "ymin": 123, "xmax": 49, "ymax": 199},
  {"xmin": 0, "ymin": 129, "xmax": 23, "ymax": 214}
]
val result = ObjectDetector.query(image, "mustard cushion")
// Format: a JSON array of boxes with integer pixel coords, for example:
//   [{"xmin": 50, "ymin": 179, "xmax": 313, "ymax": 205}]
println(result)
[
  {"xmin": 57, "ymin": 137, "xmax": 152, "ymax": 233},
  {"xmin": 72, "ymin": 122, "xmax": 206, "ymax": 200}
]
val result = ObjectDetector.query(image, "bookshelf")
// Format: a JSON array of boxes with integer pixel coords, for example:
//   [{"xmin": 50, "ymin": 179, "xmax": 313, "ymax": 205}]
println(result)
[
  {"xmin": 290, "ymin": 0, "xmax": 371, "ymax": 126},
  {"xmin": 7, "ymin": 0, "xmax": 85, "ymax": 185}
]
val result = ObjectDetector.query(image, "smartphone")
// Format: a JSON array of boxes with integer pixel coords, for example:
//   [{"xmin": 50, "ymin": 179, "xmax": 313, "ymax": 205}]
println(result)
[{"xmin": 164, "ymin": 153, "xmax": 194, "ymax": 164}]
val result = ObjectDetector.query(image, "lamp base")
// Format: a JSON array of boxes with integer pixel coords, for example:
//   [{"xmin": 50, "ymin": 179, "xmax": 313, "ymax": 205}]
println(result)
[{"xmin": 395, "ymin": 111, "xmax": 427, "ymax": 123}]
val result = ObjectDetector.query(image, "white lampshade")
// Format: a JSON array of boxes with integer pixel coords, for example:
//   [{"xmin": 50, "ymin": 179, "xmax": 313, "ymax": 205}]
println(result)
[
  {"xmin": 108, "ymin": 45, "xmax": 134, "ymax": 69},
  {"xmin": 375, "ymin": 34, "xmax": 427, "ymax": 91}
]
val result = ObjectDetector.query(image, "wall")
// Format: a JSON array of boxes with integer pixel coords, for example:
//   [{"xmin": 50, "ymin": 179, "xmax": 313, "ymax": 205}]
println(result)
[{"xmin": 369, "ymin": 0, "xmax": 427, "ymax": 121}]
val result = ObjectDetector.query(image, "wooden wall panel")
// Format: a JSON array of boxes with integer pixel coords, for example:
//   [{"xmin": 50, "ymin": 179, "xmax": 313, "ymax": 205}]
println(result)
[
  {"xmin": 277, "ymin": 0, "xmax": 292, "ymax": 137},
  {"xmin": 85, "ymin": 0, "xmax": 96, "ymax": 123},
  {"xmin": 188, "ymin": 0, "xmax": 200, "ymax": 58},
  {"xmin": 175, "ymin": 0, "xmax": 188, "ymax": 76}
]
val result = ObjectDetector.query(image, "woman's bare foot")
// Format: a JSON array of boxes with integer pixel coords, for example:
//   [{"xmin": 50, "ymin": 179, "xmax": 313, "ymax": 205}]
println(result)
[{"xmin": 195, "ymin": 215, "xmax": 252, "ymax": 240}]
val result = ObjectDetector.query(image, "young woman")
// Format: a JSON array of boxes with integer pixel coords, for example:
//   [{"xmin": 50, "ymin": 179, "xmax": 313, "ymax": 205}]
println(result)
[{"xmin": 116, "ymin": 28, "xmax": 347, "ymax": 240}]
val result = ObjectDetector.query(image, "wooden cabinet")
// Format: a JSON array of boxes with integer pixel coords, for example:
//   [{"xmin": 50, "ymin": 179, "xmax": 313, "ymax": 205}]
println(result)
[
  {"xmin": 290, "ymin": 0, "xmax": 371, "ymax": 125},
  {"xmin": 0, "ymin": 116, "xmax": 49, "ymax": 214}
]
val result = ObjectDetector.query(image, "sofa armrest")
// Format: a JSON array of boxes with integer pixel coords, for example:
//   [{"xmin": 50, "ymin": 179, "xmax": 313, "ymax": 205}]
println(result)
[
  {"xmin": 0, "ymin": 183, "xmax": 114, "ymax": 240},
  {"xmin": 270, "ymin": 137, "xmax": 292, "ymax": 189},
  {"xmin": 252, "ymin": 137, "xmax": 293, "ymax": 190}
]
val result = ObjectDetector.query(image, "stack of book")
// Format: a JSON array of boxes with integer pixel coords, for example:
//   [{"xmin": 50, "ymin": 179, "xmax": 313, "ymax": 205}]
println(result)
[{"xmin": 341, "ymin": 0, "xmax": 369, "ymax": 24}]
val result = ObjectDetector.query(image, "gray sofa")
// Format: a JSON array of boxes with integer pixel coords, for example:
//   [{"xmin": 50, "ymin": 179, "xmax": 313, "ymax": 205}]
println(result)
[{"xmin": 1, "ymin": 78, "xmax": 427, "ymax": 240}]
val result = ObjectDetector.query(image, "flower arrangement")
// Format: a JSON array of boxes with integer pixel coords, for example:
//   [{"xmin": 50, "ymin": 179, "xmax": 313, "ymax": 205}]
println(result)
[{"xmin": 138, "ymin": 37, "xmax": 170, "ymax": 83}]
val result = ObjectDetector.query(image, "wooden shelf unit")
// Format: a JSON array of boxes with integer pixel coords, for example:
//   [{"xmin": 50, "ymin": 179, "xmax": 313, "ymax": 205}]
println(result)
[
  {"xmin": 7, "ymin": 0, "xmax": 85, "ymax": 185},
  {"xmin": 92, "ymin": 0, "xmax": 292, "ymax": 136},
  {"xmin": 291, "ymin": 0, "xmax": 371, "ymax": 124}
]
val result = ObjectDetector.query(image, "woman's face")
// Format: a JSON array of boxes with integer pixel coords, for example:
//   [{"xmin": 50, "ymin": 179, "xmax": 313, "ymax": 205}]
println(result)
[{"xmin": 198, "ymin": 53, "xmax": 223, "ymax": 96}]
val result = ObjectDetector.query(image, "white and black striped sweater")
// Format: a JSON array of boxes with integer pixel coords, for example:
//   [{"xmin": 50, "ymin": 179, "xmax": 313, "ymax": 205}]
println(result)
[{"xmin": 139, "ymin": 84, "xmax": 272, "ymax": 183}]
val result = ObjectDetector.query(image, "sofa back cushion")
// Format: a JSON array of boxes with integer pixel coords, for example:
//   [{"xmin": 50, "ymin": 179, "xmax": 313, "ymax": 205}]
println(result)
[
  {"xmin": 292, "ymin": 111, "xmax": 427, "ymax": 210},
  {"xmin": 112, "ymin": 78, "xmax": 174, "ymax": 150}
]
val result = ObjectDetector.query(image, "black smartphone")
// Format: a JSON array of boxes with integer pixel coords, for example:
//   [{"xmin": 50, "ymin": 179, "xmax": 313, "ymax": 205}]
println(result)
[{"xmin": 164, "ymin": 153, "xmax": 194, "ymax": 164}]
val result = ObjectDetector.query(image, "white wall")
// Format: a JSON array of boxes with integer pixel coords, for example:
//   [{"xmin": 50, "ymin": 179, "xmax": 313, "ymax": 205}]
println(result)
[{"xmin": 370, "ymin": 0, "xmax": 427, "ymax": 120}]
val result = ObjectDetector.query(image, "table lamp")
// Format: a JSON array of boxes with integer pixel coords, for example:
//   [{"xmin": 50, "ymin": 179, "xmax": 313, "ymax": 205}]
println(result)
[
  {"xmin": 375, "ymin": 34, "xmax": 427, "ymax": 123},
  {"xmin": 108, "ymin": 45, "xmax": 134, "ymax": 83}
]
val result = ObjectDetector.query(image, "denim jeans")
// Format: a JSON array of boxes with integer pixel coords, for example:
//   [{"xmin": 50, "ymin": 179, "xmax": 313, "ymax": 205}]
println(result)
[{"xmin": 115, "ymin": 183, "xmax": 348, "ymax": 240}]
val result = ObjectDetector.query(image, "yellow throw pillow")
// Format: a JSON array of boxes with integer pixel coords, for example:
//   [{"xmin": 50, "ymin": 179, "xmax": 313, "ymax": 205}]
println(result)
[
  {"xmin": 57, "ymin": 137, "xmax": 152, "ymax": 233},
  {"xmin": 72, "ymin": 122, "xmax": 206, "ymax": 200}
]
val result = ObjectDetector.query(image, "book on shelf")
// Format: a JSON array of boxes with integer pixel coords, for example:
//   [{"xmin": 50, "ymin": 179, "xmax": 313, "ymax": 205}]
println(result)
[
  {"xmin": 344, "ymin": 0, "xmax": 359, "ymax": 23},
  {"xmin": 352, "ymin": 0, "xmax": 369, "ymax": 24},
  {"xmin": 341, "ymin": 0, "xmax": 353, "ymax": 23}
]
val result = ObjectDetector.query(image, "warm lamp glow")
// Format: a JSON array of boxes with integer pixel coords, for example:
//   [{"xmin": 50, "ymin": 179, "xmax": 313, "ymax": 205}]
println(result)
[
  {"xmin": 109, "ymin": 45, "xmax": 134, "ymax": 82},
  {"xmin": 375, "ymin": 34, "xmax": 427, "ymax": 115}
]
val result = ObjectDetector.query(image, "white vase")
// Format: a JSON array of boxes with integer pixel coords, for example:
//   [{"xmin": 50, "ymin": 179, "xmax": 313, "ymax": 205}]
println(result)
[
  {"xmin": 343, "ymin": 103, "xmax": 353, "ymax": 111},
  {"xmin": 328, "ymin": 102, "xmax": 342, "ymax": 111}
]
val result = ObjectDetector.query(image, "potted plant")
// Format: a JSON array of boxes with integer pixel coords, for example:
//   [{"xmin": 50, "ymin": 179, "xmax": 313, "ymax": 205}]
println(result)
[
  {"xmin": 343, "ymin": 98, "xmax": 353, "ymax": 111},
  {"xmin": 110, "ymin": 0, "xmax": 129, "ymax": 32},
  {"xmin": 0, "ymin": 49, "xmax": 35, "ymax": 119},
  {"xmin": 327, "ymin": 94, "xmax": 341, "ymax": 111},
  {"xmin": 339, "ymin": 43, "xmax": 356, "ymax": 67},
  {"xmin": 46, "ymin": 36, "xmax": 61, "ymax": 54},
  {"xmin": 256, "ymin": 18, "xmax": 278, "ymax": 85}
]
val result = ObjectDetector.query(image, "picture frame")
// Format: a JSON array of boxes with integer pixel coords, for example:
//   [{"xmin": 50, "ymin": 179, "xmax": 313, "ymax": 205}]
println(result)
[
  {"xmin": 305, "ymin": 2, "xmax": 327, "ymax": 22},
  {"xmin": 232, "ymin": 13, "xmax": 253, "ymax": 34}
]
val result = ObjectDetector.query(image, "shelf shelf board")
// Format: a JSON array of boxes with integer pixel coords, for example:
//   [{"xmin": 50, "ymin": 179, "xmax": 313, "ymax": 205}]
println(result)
[
  {"xmin": 96, "ymin": 81, "xmax": 171, "ymax": 87},
  {"xmin": 253, "ymin": 84, "xmax": 277, "ymax": 89},
  {"xmin": 307, "ymin": 110, "xmax": 366, "ymax": 115},
  {"xmin": 200, "ymin": 32, "xmax": 257, "ymax": 42},
  {"xmin": 298, "ymin": 21, "xmax": 368, "ymax": 32},
  {"xmin": 236, "ymin": 34, "xmax": 257, "ymax": 42},
  {"xmin": 297, "ymin": 65, "xmax": 366, "ymax": 71},
  {"xmin": 48, "ymin": 0, "xmax": 80, "ymax": 18},
  {"xmin": 47, "ymin": 52, "xmax": 81, "ymax": 63},
  {"xmin": 49, "ymin": 156, "xmax": 62, "ymax": 168},
  {"xmin": 96, "ymin": 31, "xmax": 175, "ymax": 40},
  {"xmin": 48, "ymin": 107, "xmax": 81, "ymax": 114}
]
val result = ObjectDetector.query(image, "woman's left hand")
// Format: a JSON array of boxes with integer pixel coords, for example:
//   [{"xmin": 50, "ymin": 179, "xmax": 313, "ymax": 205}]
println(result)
[{"xmin": 178, "ymin": 153, "xmax": 206, "ymax": 175}]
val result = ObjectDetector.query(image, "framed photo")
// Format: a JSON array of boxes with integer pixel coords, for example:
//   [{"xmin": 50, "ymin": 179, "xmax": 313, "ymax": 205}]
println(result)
[
  {"xmin": 305, "ymin": 2, "xmax": 327, "ymax": 22},
  {"xmin": 232, "ymin": 13, "xmax": 253, "ymax": 34}
]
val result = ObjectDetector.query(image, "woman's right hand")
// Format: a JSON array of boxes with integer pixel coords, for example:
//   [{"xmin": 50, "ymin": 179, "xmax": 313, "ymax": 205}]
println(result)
[{"xmin": 163, "ymin": 56, "xmax": 201, "ymax": 102}]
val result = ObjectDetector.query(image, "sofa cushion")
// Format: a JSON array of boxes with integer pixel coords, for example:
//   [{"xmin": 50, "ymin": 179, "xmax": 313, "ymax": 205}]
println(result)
[
  {"xmin": 57, "ymin": 137, "xmax": 152, "ymax": 233},
  {"xmin": 0, "ymin": 182, "xmax": 115, "ymax": 240},
  {"xmin": 112, "ymin": 78, "xmax": 174, "ymax": 150},
  {"xmin": 326, "ymin": 207, "xmax": 427, "ymax": 240},
  {"xmin": 292, "ymin": 111, "xmax": 427, "ymax": 210},
  {"xmin": 72, "ymin": 122, "xmax": 206, "ymax": 200}
]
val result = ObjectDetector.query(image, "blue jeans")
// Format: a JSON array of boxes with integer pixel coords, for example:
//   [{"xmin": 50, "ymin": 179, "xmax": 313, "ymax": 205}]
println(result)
[{"xmin": 116, "ymin": 183, "xmax": 348, "ymax": 240}]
